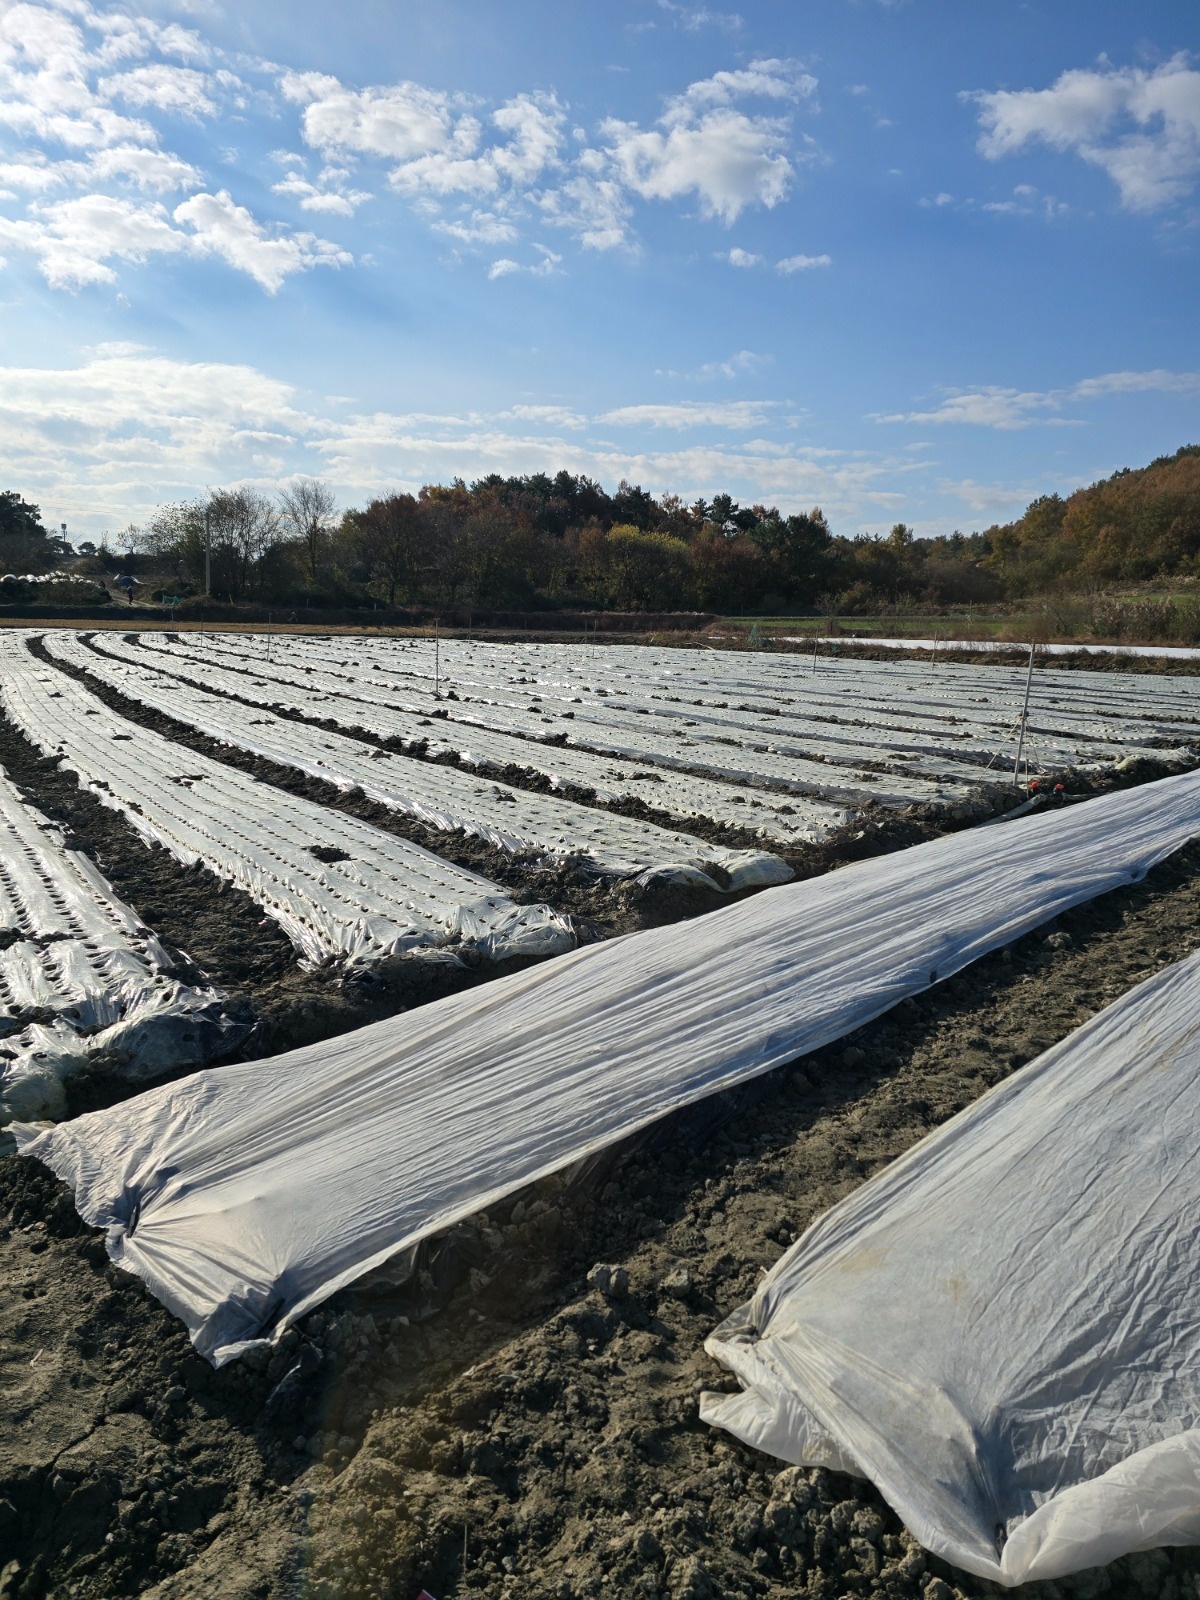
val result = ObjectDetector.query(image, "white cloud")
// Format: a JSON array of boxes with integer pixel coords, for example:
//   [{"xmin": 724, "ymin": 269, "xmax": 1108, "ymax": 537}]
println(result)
[
  {"xmin": 687, "ymin": 349, "xmax": 774, "ymax": 381},
  {"xmin": 601, "ymin": 107, "xmax": 796, "ymax": 223},
  {"xmin": 0, "ymin": 193, "xmax": 189, "ymax": 288},
  {"xmin": 498, "ymin": 404, "xmax": 587, "ymax": 429},
  {"xmin": 86, "ymin": 143, "xmax": 203, "ymax": 192},
  {"xmin": 970, "ymin": 55, "xmax": 1200, "ymax": 211},
  {"xmin": 874, "ymin": 367, "xmax": 1200, "ymax": 428},
  {"xmin": 0, "ymin": 3, "xmax": 159, "ymax": 150},
  {"xmin": 174, "ymin": 189, "xmax": 351, "ymax": 292},
  {"xmin": 0, "ymin": 186, "xmax": 348, "ymax": 292},
  {"xmin": 665, "ymin": 58, "xmax": 817, "ymax": 120},
  {"xmin": 596, "ymin": 400, "xmax": 780, "ymax": 429},
  {"xmin": 0, "ymin": 350, "xmax": 926, "ymax": 534},
  {"xmin": 656, "ymin": 1, "xmax": 744, "ymax": 32},
  {"xmin": 0, "ymin": 155, "xmax": 69, "ymax": 194},
  {"xmin": 0, "ymin": 144, "xmax": 201, "ymax": 196},
  {"xmin": 432, "ymin": 209, "xmax": 518, "ymax": 244},
  {"xmin": 592, "ymin": 58, "xmax": 817, "ymax": 229},
  {"xmin": 279, "ymin": 70, "xmax": 566, "ymax": 239},
  {"xmin": 724, "ymin": 246, "xmax": 762, "ymax": 266},
  {"xmin": 1072, "ymin": 368, "xmax": 1200, "ymax": 399},
  {"xmin": 388, "ymin": 92, "xmax": 565, "ymax": 197},
  {"xmin": 100, "ymin": 63, "xmax": 216, "ymax": 118},
  {"xmin": 538, "ymin": 165, "xmax": 633, "ymax": 251},
  {"xmin": 776, "ymin": 251, "xmax": 831, "ymax": 272},
  {"xmin": 280, "ymin": 71, "xmax": 457, "ymax": 161},
  {"xmin": 271, "ymin": 170, "xmax": 371, "ymax": 216},
  {"xmin": 0, "ymin": 350, "xmax": 309, "ymax": 526},
  {"xmin": 487, "ymin": 244, "xmax": 562, "ymax": 280},
  {"xmin": 873, "ymin": 386, "xmax": 1070, "ymax": 430},
  {"xmin": 938, "ymin": 477, "xmax": 1038, "ymax": 515}
]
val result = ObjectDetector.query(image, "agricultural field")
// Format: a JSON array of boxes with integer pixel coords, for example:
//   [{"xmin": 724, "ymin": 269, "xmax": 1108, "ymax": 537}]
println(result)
[{"xmin": 4, "ymin": 627, "xmax": 1200, "ymax": 1600}]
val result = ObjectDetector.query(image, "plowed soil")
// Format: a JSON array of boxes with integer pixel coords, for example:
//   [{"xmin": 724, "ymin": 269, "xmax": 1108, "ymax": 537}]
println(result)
[{"xmin": 5, "ymin": 843, "xmax": 1200, "ymax": 1599}]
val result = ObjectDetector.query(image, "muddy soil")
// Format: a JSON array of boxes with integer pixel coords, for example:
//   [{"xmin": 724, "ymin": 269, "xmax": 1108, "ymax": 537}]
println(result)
[{"xmin": 5, "ymin": 831, "xmax": 1200, "ymax": 1600}]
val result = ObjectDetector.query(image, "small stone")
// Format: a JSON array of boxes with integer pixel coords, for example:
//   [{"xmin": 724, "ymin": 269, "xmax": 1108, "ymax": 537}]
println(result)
[
  {"xmin": 923, "ymin": 1579, "xmax": 953, "ymax": 1600},
  {"xmin": 587, "ymin": 1263, "xmax": 629, "ymax": 1299},
  {"xmin": 1045, "ymin": 931, "xmax": 1073, "ymax": 950},
  {"xmin": 659, "ymin": 1265, "xmax": 692, "ymax": 1300},
  {"xmin": 841, "ymin": 1045, "xmax": 867, "ymax": 1067}
]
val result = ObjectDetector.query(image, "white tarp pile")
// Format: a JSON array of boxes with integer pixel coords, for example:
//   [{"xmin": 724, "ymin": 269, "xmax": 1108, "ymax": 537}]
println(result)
[
  {"xmin": 0, "ymin": 657, "xmax": 574, "ymax": 968},
  {"xmin": 44, "ymin": 632, "xmax": 792, "ymax": 891},
  {"xmin": 14, "ymin": 767, "xmax": 1200, "ymax": 1367},
  {"xmin": 703, "ymin": 946, "xmax": 1200, "ymax": 1586},
  {"xmin": 0, "ymin": 764, "xmax": 239, "ymax": 1139}
]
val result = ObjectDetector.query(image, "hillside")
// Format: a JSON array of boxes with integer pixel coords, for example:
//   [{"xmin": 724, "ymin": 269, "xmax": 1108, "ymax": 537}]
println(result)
[{"xmin": 984, "ymin": 444, "xmax": 1200, "ymax": 593}]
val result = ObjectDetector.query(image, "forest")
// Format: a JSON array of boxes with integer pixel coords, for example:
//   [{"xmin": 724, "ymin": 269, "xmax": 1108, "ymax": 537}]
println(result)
[{"xmin": 3, "ymin": 444, "xmax": 1199, "ymax": 619}]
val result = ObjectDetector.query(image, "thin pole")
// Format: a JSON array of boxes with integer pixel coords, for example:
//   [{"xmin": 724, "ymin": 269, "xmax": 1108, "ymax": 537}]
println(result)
[
  {"xmin": 1013, "ymin": 642, "xmax": 1036, "ymax": 786},
  {"xmin": 434, "ymin": 618, "xmax": 440, "ymax": 699}
]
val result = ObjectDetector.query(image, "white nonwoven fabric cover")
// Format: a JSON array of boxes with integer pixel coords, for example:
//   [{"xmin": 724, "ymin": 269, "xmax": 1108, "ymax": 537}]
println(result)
[
  {"xmin": 14, "ymin": 767, "xmax": 1200, "ymax": 1368},
  {"xmin": 702, "ymin": 947, "xmax": 1200, "ymax": 1587},
  {"xmin": 0, "ymin": 762, "xmax": 239, "ymax": 1138}
]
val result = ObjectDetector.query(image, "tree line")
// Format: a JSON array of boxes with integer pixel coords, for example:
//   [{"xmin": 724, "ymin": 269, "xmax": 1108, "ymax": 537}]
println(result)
[
  {"xmin": 92, "ymin": 473, "xmax": 1001, "ymax": 614},
  {"xmin": 4, "ymin": 444, "xmax": 1198, "ymax": 615}
]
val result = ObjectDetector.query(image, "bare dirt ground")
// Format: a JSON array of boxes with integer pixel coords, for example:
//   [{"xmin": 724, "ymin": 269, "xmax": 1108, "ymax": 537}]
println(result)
[
  {"xmin": 6, "ymin": 839, "xmax": 1200, "ymax": 1600},
  {"xmin": 4, "ymin": 640, "xmax": 1200, "ymax": 1600}
]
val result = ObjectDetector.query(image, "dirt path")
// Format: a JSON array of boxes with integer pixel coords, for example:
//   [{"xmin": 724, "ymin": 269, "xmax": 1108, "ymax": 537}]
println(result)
[{"xmin": 6, "ymin": 831, "xmax": 1200, "ymax": 1599}]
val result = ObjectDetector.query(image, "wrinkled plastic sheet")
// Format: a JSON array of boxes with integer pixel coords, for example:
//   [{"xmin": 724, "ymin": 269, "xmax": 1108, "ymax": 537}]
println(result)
[
  {"xmin": 15, "ymin": 766, "xmax": 1200, "ymax": 1367},
  {"xmin": 703, "ymin": 946, "xmax": 1200, "ymax": 1586},
  {"xmin": 46, "ymin": 632, "xmax": 791, "ymax": 892},
  {"xmin": 0, "ymin": 656, "xmax": 574, "ymax": 968},
  {"xmin": 153, "ymin": 628, "xmax": 1200, "ymax": 769},
  {"xmin": 0, "ymin": 762, "xmax": 237, "ymax": 1135},
  {"xmin": 99, "ymin": 632, "xmax": 852, "ymax": 845},
  {"xmin": 132, "ymin": 632, "xmax": 988, "ymax": 805}
]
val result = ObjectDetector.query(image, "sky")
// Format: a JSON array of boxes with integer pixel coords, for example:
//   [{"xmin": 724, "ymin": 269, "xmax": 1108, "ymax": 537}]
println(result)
[{"xmin": 0, "ymin": 0, "xmax": 1198, "ymax": 542}]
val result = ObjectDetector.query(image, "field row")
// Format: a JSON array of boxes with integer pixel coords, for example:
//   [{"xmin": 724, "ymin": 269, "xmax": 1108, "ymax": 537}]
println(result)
[
  {"xmin": 4, "ymin": 627, "xmax": 1199, "ymax": 1134},
  {"xmin": 85, "ymin": 630, "xmax": 1200, "ymax": 823},
  {"xmin": 43, "ymin": 632, "xmax": 792, "ymax": 891},
  {"xmin": 0, "ymin": 759, "xmax": 235, "ymax": 1134},
  {"xmin": 0, "ymin": 647, "xmax": 576, "ymax": 973}
]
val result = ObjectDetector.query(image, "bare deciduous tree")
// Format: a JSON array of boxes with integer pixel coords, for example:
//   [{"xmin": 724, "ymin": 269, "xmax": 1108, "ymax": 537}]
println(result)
[
  {"xmin": 205, "ymin": 487, "xmax": 282, "ymax": 600},
  {"xmin": 279, "ymin": 478, "xmax": 337, "ymax": 585}
]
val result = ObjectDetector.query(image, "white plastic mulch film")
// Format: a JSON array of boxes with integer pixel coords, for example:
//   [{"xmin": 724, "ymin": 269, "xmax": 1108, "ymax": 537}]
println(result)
[
  {"xmin": 703, "ymin": 947, "xmax": 1200, "ymax": 1587},
  {"xmin": 0, "ymin": 650, "xmax": 573, "ymax": 969},
  {"xmin": 15, "ymin": 767, "xmax": 1200, "ymax": 1369},
  {"xmin": 0, "ymin": 763, "xmax": 234, "ymax": 1140},
  {"xmin": 41, "ymin": 632, "xmax": 791, "ymax": 892},
  {"xmin": 95, "ymin": 628, "xmax": 1200, "ymax": 839}
]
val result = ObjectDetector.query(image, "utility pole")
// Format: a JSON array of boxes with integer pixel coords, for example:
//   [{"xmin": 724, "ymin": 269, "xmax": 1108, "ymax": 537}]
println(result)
[
  {"xmin": 204, "ymin": 504, "xmax": 211, "ymax": 598},
  {"xmin": 434, "ymin": 618, "xmax": 440, "ymax": 699}
]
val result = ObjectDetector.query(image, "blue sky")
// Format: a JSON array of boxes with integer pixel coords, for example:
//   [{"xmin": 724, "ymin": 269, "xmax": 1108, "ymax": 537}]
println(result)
[{"xmin": 0, "ymin": 0, "xmax": 1197, "ymax": 541}]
